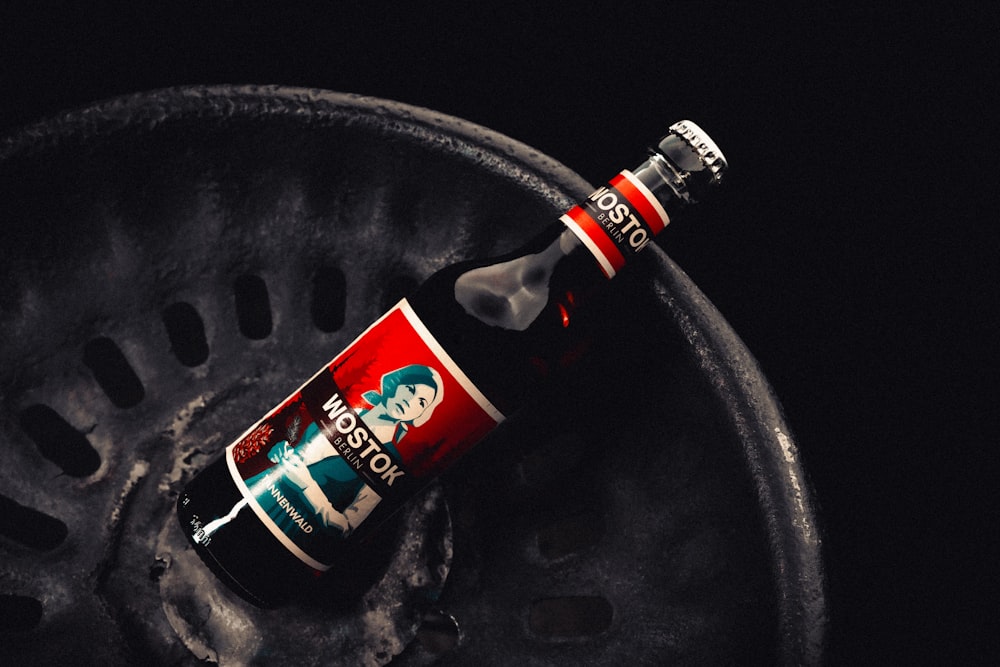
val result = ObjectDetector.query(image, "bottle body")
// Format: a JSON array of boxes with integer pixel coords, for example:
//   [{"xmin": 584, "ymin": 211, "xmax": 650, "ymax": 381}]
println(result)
[
  {"xmin": 178, "ymin": 453, "xmax": 313, "ymax": 607},
  {"xmin": 176, "ymin": 121, "xmax": 727, "ymax": 607}
]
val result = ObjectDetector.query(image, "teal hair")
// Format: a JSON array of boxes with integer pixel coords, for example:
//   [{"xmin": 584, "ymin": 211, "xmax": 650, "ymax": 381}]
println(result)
[{"xmin": 362, "ymin": 364, "xmax": 443, "ymax": 427}]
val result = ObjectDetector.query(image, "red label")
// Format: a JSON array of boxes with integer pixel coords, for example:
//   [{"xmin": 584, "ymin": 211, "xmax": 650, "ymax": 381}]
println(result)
[
  {"xmin": 560, "ymin": 169, "xmax": 670, "ymax": 278},
  {"xmin": 223, "ymin": 300, "xmax": 502, "ymax": 569}
]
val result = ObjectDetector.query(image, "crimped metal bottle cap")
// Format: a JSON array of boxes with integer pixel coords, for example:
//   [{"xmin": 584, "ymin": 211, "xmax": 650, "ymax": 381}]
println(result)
[{"xmin": 653, "ymin": 120, "xmax": 728, "ymax": 203}]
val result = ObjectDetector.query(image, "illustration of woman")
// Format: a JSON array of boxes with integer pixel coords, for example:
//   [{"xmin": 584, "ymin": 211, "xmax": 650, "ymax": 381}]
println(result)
[
  {"xmin": 358, "ymin": 364, "xmax": 443, "ymax": 446},
  {"xmin": 244, "ymin": 364, "xmax": 444, "ymax": 550}
]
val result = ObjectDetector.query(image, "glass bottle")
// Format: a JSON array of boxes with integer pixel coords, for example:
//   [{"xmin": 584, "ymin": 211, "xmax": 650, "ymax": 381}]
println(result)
[{"xmin": 176, "ymin": 120, "xmax": 728, "ymax": 607}]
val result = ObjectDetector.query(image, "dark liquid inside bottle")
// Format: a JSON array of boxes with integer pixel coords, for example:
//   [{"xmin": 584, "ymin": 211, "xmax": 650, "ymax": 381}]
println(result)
[
  {"xmin": 177, "ymin": 454, "xmax": 316, "ymax": 607},
  {"xmin": 175, "ymin": 127, "xmax": 723, "ymax": 608},
  {"xmin": 177, "ymin": 453, "xmax": 405, "ymax": 607},
  {"xmin": 176, "ymin": 223, "xmax": 606, "ymax": 607},
  {"xmin": 411, "ymin": 222, "xmax": 610, "ymax": 415}
]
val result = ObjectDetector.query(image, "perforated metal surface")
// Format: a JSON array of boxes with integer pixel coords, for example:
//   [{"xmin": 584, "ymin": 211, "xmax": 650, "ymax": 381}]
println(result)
[{"xmin": 0, "ymin": 87, "xmax": 825, "ymax": 665}]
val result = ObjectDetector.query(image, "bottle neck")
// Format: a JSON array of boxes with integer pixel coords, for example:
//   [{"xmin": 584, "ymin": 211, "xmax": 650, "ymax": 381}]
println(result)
[
  {"xmin": 559, "ymin": 156, "xmax": 687, "ymax": 279},
  {"xmin": 449, "ymin": 153, "xmax": 688, "ymax": 331}
]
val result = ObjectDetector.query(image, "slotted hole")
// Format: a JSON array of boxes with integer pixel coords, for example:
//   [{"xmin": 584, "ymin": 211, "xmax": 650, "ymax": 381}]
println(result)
[
  {"xmin": 382, "ymin": 274, "xmax": 419, "ymax": 312},
  {"xmin": 0, "ymin": 493, "xmax": 69, "ymax": 550},
  {"xmin": 414, "ymin": 608, "xmax": 461, "ymax": 656},
  {"xmin": 537, "ymin": 509, "xmax": 605, "ymax": 560},
  {"xmin": 17, "ymin": 404, "xmax": 101, "ymax": 477},
  {"xmin": 162, "ymin": 301, "xmax": 209, "ymax": 367},
  {"xmin": 310, "ymin": 265, "xmax": 347, "ymax": 332},
  {"xmin": 234, "ymin": 273, "xmax": 273, "ymax": 339},
  {"xmin": 529, "ymin": 596, "xmax": 613, "ymax": 638},
  {"xmin": 82, "ymin": 337, "xmax": 145, "ymax": 408},
  {"xmin": 0, "ymin": 594, "xmax": 43, "ymax": 632}
]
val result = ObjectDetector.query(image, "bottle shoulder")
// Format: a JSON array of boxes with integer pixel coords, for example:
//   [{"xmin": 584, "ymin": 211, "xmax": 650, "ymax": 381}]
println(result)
[{"xmin": 408, "ymin": 229, "xmax": 607, "ymax": 415}]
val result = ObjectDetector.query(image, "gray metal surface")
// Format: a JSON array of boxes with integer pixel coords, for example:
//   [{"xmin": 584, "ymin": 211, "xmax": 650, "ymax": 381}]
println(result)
[{"xmin": 0, "ymin": 86, "xmax": 825, "ymax": 665}]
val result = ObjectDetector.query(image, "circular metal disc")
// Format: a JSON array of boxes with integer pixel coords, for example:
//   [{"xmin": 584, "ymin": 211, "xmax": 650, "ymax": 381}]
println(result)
[{"xmin": 0, "ymin": 86, "xmax": 825, "ymax": 665}]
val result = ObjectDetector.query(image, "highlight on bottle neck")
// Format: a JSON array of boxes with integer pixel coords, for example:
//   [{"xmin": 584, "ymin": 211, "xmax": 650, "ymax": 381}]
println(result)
[
  {"xmin": 650, "ymin": 120, "xmax": 728, "ymax": 205},
  {"xmin": 560, "ymin": 119, "xmax": 728, "ymax": 278}
]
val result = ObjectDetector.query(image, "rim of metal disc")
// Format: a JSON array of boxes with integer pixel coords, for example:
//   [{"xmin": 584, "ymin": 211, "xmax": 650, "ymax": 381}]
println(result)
[
  {"xmin": 0, "ymin": 85, "xmax": 587, "ymax": 210},
  {"xmin": 0, "ymin": 84, "xmax": 826, "ymax": 664}
]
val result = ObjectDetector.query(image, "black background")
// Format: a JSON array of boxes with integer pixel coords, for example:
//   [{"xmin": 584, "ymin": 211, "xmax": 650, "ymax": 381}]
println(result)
[{"xmin": 2, "ymin": 4, "xmax": 995, "ymax": 664}]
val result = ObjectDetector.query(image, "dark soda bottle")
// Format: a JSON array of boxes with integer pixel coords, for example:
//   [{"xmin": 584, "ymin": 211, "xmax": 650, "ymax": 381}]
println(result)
[{"xmin": 176, "ymin": 120, "xmax": 728, "ymax": 607}]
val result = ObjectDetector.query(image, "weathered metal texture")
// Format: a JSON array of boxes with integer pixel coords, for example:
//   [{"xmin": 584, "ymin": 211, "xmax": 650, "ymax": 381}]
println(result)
[{"xmin": 0, "ymin": 86, "xmax": 825, "ymax": 665}]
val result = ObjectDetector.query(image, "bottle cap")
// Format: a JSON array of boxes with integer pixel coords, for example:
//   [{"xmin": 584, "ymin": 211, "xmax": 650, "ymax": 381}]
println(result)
[{"xmin": 653, "ymin": 120, "xmax": 728, "ymax": 203}]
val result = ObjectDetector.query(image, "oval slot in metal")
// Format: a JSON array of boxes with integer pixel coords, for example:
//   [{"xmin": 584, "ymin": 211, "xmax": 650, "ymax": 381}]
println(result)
[
  {"xmin": 310, "ymin": 265, "xmax": 347, "ymax": 333},
  {"xmin": 0, "ymin": 492, "xmax": 69, "ymax": 550},
  {"xmin": 82, "ymin": 337, "xmax": 145, "ymax": 408},
  {"xmin": 17, "ymin": 404, "xmax": 101, "ymax": 477},
  {"xmin": 162, "ymin": 301, "xmax": 209, "ymax": 367},
  {"xmin": 233, "ymin": 273, "xmax": 273, "ymax": 340}
]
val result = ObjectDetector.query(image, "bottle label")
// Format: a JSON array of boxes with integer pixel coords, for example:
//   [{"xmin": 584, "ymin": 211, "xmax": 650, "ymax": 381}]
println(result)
[
  {"xmin": 560, "ymin": 170, "xmax": 670, "ymax": 278},
  {"xmin": 223, "ymin": 299, "xmax": 504, "ymax": 570}
]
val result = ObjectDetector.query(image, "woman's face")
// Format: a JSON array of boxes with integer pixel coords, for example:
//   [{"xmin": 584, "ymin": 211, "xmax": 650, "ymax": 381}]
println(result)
[{"xmin": 387, "ymin": 382, "xmax": 436, "ymax": 422}]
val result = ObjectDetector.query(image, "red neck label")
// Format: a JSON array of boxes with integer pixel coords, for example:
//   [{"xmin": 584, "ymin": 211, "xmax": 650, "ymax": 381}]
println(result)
[{"xmin": 560, "ymin": 170, "xmax": 670, "ymax": 278}]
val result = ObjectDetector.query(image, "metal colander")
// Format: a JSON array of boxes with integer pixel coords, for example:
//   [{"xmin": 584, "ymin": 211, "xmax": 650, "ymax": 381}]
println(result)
[{"xmin": 0, "ymin": 86, "xmax": 825, "ymax": 665}]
